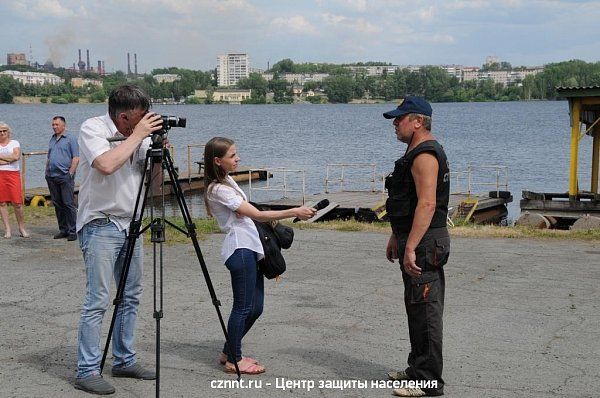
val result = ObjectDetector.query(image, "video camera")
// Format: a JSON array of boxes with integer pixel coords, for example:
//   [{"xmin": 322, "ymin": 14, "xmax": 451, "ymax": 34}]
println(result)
[
  {"xmin": 160, "ymin": 115, "xmax": 186, "ymax": 130},
  {"xmin": 106, "ymin": 115, "xmax": 186, "ymax": 143}
]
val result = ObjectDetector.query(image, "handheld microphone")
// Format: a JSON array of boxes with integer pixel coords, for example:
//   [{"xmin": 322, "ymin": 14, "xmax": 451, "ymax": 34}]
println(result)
[{"xmin": 293, "ymin": 199, "xmax": 330, "ymax": 223}]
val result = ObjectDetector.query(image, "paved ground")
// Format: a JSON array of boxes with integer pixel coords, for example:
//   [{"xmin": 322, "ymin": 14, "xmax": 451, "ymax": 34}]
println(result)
[{"xmin": 0, "ymin": 225, "xmax": 599, "ymax": 397}]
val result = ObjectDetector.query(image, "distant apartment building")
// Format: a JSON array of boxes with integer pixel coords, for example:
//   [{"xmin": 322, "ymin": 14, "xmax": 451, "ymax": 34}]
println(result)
[
  {"xmin": 0, "ymin": 70, "xmax": 64, "ymax": 85},
  {"xmin": 461, "ymin": 67, "xmax": 481, "ymax": 83},
  {"xmin": 440, "ymin": 65, "xmax": 464, "ymax": 80},
  {"xmin": 510, "ymin": 68, "xmax": 543, "ymax": 82},
  {"xmin": 467, "ymin": 68, "xmax": 543, "ymax": 86},
  {"xmin": 345, "ymin": 65, "xmax": 401, "ymax": 76},
  {"xmin": 7, "ymin": 53, "xmax": 28, "ymax": 66},
  {"xmin": 153, "ymin": 74, "xmax": 181, "ymax": 83},
  {"xmin": 276, "ymin": 73, "xmax": 329, "ymax": 85},
  {"xmin": 217, "ymin": 53, "xmax": 249, "ymax": 87},
  {"xmin": 485, "ymin": 55, "xmax": 500, "ymax": 66},
  {"xmin": 71, "ymin": 77, "xmax": 103, "ymax": 88}
]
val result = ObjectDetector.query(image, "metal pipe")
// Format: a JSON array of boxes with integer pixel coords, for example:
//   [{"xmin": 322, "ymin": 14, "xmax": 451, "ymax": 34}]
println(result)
[
  {"xmin": 187, "ymin": 145, "xmax": 192, "ymax": 184},
  {"xmin": 569, "ymin": 98, "xmax": 581, "ymax": 199},
  {"xmin": 592, "ymin": 125, "xmax": 600, "ymax": 193}
]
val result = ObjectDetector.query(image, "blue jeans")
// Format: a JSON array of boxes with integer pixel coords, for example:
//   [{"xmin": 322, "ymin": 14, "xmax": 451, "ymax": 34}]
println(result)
[
  {"xmin": 76, "ymin": 219, "xmax": 143, "ymax": 378},
  {"xmin": 223, "ymin": 248, "xmax": 264, "ymax": 363}
]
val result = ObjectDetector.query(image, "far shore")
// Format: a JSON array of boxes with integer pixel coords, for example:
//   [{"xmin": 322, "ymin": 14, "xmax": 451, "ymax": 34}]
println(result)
[{"xmin": 12, "ymin": 96, "xmax": 92, "ymax": 104}]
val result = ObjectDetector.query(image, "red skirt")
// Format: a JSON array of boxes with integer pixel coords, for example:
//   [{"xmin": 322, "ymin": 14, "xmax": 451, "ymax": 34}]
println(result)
[{"xmin": 0, "ymin": 170, "xmax": 23, "ymax": 204}]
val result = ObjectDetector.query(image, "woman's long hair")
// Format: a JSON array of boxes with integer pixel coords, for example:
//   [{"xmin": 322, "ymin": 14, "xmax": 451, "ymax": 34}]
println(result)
[{"xmin": 203, "ymin": 137, "xmax": 235, "ymax": 216}]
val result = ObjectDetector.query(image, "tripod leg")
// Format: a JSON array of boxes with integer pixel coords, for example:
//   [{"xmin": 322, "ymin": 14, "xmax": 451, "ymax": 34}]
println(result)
[
  {"xmin": 162, "ymin": 149, "xmax": 241, "ymax": 379},
  {"xmin": 100, "ymin": 153, "xmax": 152, "ymax": 374}
]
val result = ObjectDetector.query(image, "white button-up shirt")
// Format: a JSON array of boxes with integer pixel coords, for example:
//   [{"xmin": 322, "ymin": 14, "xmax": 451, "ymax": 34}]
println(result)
[
  {"xmin": 206, "ymin": 176, "xmax": 264, "ymax": 263},
  {"xmin": 76, "ymin": 113, "xmax": 150, "ymax": 232}
]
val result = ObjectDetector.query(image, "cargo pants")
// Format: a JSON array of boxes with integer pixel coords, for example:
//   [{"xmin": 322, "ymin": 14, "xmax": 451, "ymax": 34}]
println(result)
[{"xmin": 394, "ymin": 226, "xmax": 450, "ymax": 396}]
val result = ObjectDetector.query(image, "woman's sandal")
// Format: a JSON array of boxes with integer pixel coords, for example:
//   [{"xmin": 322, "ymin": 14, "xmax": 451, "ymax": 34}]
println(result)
[
  {"xmin": 218, "ymin": 352, "xmax": 259, "ymax": 366},
  {"xmin": 224, "ymin": 358, "xmax": 265, "ymax": 375}
]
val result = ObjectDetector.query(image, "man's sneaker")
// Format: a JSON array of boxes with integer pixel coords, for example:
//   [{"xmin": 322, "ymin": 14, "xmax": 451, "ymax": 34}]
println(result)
[
  {"xmin": 67, "ymin": 233, "xmax": 77, "ymax": 241},
  {"xmin": 53, "ymin": 232, "xmax": 68, "ymax": 239},
  {"xmin": 393, "ymin": 387, "xmax": 427, "ymax": 397},
  {"xmin": 74, "ymin": 374, "xmax": 115, "ymax": 395},
  {"xmin": 112, "ymin": 363, "xmax": 156, "ymax": 380},
  {"xmin": 387, "ymin": 370, "xmax": 410, "ymax": 381}
]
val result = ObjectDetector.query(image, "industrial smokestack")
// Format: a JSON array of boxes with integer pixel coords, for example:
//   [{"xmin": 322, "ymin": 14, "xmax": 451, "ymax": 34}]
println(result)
[
  {"xmin": 86, "ymin": 49, "xmax": 90, "ymax": 71},
  {"xmin": 127, "ymin": 52, "xmax": 131, "ymax": 75},
  {"xmin": 77, "ymin": 49, "xmax": 86, "ymax": 72},
  {"xmin": 134, "ymin": 53, "xmax": 138, "ymax": 76}
]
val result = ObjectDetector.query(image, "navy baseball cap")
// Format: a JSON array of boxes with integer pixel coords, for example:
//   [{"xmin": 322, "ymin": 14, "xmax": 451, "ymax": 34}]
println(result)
[{"xmin": 383, "ymin": 96, "xmax": 432, "ymax": 119}]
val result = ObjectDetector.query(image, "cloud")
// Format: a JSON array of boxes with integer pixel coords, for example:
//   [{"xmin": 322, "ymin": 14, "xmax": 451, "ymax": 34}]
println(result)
[
  {"xmin": 350, "ymin": 18, "xmax": 381, "ymax": 34},
  {"xmin": 443, "ymin": 0, "xmax": 488, "ymax": 10},
  {"xmin": 2, "ymin": 0, "xmax": 600, "ymax": 71},
  {"xmin": 334, "ymin": 0, "xmax": 368, "ymax": 12},
  {"xmin": 271, "ymin": 15, "xmax": 319, "ymax": 36},
  {"xmin": 322, "ymin": 13, "xmax": 347, "ymax": 26},
  {"xmin": 271, "ymin": 15, "xmax": 319, "ymax": 35},
  {"xmin": 107, "ymin": 0, "xmax": 254, "ymax": 15},
  {"xmin": 424, "ymin": 33, "xmax": 457, "ymax": 45},
  {"xmin": 321, "ymin": 13, "xmax": 382, "ymax": 34},
  {"xmin": 417, "ymin": 6, "xmax": 436, "ymax": 22},
  {"xmin": 5, "ymin": 0, "xmax": 77, "ymax": 18}
]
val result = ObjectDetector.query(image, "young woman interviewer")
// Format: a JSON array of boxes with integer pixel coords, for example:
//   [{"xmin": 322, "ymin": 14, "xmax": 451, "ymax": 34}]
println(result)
[{"xmin": 204, "ymin": 137, "xmax": 315, "ymax": 374}]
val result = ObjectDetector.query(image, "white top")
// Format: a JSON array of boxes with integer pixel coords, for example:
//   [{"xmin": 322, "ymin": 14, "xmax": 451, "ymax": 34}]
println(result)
[
  {"xmin": 0, "ymin": 140, "xmax": 20, "ymax": 171},
  {"xmin": 206, "ymin": 176, "xmax": 264, "ymax": 263},
  {"xmin": 76, "ymin": 113, "xmax": 150, "ymax": 232}
]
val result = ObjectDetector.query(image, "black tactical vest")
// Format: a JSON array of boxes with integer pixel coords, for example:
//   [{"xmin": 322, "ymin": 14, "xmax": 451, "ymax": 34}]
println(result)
[{"xmin": 385, "ymin": 140, "xmax": 450, "ymax": 233}]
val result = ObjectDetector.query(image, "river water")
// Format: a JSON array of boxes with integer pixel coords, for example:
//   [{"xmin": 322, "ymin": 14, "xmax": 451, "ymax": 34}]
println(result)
[{"xmin": 0, "ymin": 101, "xmax": 591, "ymax": 221}]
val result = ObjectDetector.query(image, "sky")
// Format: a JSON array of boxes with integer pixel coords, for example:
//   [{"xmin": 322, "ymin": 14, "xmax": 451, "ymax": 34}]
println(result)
[{"xmin": 1, "ymin": 0, "xmax": 600, "ymax": 73}]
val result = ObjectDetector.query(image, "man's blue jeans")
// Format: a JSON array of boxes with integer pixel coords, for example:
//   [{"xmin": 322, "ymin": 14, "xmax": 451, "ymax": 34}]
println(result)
[
  {"xmin": 223, "ymin": 248, "xmax": 264, "ymax": 363},
  {"xmin": 76, "ymin": 219, "xmax": 143, "ymax": 378}
]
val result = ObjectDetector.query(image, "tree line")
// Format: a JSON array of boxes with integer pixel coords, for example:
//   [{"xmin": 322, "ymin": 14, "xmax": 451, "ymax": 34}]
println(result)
[{"xmin": 1, "ymin": 59, "xmax": 599, "ymax": 104}]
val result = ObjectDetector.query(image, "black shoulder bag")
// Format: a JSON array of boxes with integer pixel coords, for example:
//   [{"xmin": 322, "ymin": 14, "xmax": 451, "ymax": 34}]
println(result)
[{"xmin": 253, "ymin": 220, "xmax": 294, "ymax": 279}]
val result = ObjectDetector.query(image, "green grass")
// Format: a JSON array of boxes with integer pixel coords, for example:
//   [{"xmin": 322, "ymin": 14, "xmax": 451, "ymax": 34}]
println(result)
[
  {"xmin": 14, "ymin": 206, "xmax": 221, "ymax": 244},
  {"xmin": 14, "ymin": 205, "xmax": 600, "ymax": 242},
  {"xmin": 291, "ymin": 218, "xmax": 600, "ymax": 241}
]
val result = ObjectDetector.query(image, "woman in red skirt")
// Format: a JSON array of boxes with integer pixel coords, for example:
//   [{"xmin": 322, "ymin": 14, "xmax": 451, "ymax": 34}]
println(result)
[{"xmin": 0, "ymin": 122, "xmax": 29, "ymax": 238}]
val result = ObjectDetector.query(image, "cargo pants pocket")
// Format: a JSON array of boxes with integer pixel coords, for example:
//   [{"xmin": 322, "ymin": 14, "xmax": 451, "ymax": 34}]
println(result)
[
  {"xmin": 408, "ymin": 272, "xmax": 440, "ymax": 304},
  {"xmin": 425, "ymin": 236, "xmax": 450, "ymax": 268}
]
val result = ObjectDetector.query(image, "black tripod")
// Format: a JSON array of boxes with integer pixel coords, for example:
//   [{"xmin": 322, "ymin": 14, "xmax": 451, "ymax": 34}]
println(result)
[{"xmin": 99, "ymin": 130, "xmax": 240, "ymax": 397}]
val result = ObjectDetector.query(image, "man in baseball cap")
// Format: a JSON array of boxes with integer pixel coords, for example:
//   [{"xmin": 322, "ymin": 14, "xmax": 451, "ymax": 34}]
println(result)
[
  {"xmin": 383, "ymin": 96, "xmax": 433, "ymax": 119},
  {"xmin": 382, "ymin": 95, "xmax": 450, "ymax": 397}
]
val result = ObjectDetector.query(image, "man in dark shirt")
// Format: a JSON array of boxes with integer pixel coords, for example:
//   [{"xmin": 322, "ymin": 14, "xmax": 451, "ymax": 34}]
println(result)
[
  {"xmin": 45, "ymin": 116, "xmax": 79, "ymax": 241},
  {"xmin": 383, "ymin": 97, "xmax": 450, "ymax": 397}
]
